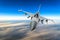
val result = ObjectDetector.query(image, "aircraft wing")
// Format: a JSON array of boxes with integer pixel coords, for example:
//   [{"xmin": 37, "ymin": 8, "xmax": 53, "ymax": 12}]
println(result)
[
  {"xmin": 18, "ymin": 10, "xmax": 34, "ymax": 17},
  {"xmin": 39, "ymin": 16, "xmax": 48, "ymax": 20},
  {"xmin": 39, "ymin": 16, "xmax": 55, "ymax": 23},
  {"xmin": 40, "ymin": 16, "xmax": 50, "ymax": 20}
]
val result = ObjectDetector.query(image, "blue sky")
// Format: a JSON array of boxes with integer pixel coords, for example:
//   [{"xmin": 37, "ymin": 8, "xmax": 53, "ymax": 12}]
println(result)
[{"xmin": 0, "ymin": 0, "xmax": 60, "ymax": 20}]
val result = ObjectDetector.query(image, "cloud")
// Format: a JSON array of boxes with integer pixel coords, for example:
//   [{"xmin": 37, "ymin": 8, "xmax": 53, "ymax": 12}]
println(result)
[
  {"xmin": 0, "ymin": 16, "xmax": 30, "ymax": 21},
  {"xmin": 0, "ymin": 23, "xmax": 29, "ymax": 40},
  {"xmin": 0, "ymin": 22, "xmax": 29, "ymax": 27},
  {"xmin": 0, "ymin": 21, "xmax": 60, "ymax": 40},
  {"xmin": 21, "ymin": 24, "xmax": 60, "ymax": 40},
  {"xmin": 0, "ymin": 15, "xmax": 60, "ymax": 23}
]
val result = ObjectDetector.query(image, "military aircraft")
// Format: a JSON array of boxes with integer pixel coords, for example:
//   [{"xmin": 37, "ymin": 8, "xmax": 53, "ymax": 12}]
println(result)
[{"xmin": 18, "ymin": 5, "xmax": 55, "ymax": 31}]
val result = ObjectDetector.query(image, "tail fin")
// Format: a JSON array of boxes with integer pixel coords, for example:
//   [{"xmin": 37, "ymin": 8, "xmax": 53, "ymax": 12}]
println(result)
[
  {"xmin": 35, "ymin": 4, "xmax": 41, "ymax": 17},
  {"xmin": 37, "ymin": 4, "xmax": 41, "ymax": 12},
  {"xmin": 35, "ymin": 4, "xmax": 41, "ymax": 15}
]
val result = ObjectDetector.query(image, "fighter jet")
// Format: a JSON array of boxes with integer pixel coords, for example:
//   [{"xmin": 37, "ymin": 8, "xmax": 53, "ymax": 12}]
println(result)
[{"xmin": 18, "ymin": 5, "xmax": 54, "ymax": 31}]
